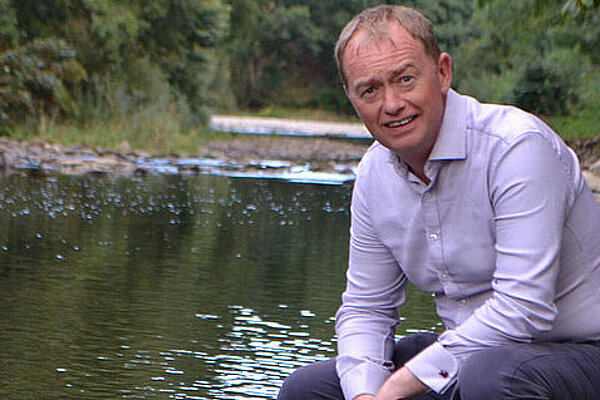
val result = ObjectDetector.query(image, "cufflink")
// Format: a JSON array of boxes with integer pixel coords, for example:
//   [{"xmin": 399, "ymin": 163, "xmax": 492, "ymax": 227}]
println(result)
[{"xmin": 438, "ymin": 370, "xmax": 449, "ymax": 379}]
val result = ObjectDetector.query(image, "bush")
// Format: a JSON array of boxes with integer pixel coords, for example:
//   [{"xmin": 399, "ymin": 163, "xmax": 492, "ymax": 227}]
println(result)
[
  {"xmin": 309, "ymin": 87, "xmax": 355, "ymax": 116},
  {"xmin": 513, "ymin": 49, "xmax": 592, "ymax": 115},
  {"xmin": 0, "ymin": 38, "xmax": 86, "ymax": 130},
  {"xmin": 549, "ymin": 70, "xmax": 600, "ymax": 139}
]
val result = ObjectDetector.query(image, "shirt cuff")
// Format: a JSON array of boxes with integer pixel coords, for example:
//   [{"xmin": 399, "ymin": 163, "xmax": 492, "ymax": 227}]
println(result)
[
  {"xmin": 338, "ymin": 359, "xmax": 391, "ymax": 400},
  {"xmin": 403, "ymin": 341, "xmax": 458, "ymax": 394}
]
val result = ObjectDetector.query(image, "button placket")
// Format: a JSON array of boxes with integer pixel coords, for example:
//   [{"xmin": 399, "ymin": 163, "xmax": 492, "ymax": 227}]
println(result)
[{"xmin": 422, "ymin": 189, "xmax": 451, "ymax": 292}]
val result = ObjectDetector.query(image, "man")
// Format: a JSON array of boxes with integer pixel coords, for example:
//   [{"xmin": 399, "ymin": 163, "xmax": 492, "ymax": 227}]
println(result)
[{"xmin": 278, "ymin": 5, "xmax": 600, "ymax": 400}]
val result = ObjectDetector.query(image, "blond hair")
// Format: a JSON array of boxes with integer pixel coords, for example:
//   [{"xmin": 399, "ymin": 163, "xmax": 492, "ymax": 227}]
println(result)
[{"xmin": 335, "ymin": 5, "xmax": 441, "ymax": 86}]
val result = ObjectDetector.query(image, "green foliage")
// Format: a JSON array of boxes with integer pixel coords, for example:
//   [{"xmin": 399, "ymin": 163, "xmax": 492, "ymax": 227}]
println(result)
[
  {"xmin": 79, "ymin": 0, "xmax": 143, "ymax": 69},
  {"xmin": 0, "ymin": 0, "xmax": 18, "ymax": 50},
  {"xmin": 309, "ymin": 87, "xmax": 356, "ymax": 115},
  {"xmin": 549, "ymin": 71, "xmax": 600, "ymax": 139},
  {"xmin": 3, "ymin": 0, "xmax": 231, "ymax": 134},
  {"xmin": 0, "ymin": 0, "xmax": 597, "ymax": 143},
  {"xmin": 513, "ymin": 48, "xmax": 592, "ymax": 115},
  {"xmin": 562, "ymin": 0, "xmax": 600, "ymax": 15},
  {"xmin": 454, "ymin": 0, "xmax": 599, "ymax": 117},
  {"xmin": 0, "ymin": 38, "xmax": 86, "ymax": 128},
  {"xmin": 139, "ymin": 0, "xmax": 232, "ymax": 125},
  {"xmin": 228, "ymin": 0, "xmax": 323, "ymax": 109}
]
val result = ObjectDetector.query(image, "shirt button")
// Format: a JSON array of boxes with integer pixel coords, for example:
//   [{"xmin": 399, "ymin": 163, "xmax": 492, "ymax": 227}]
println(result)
[{"xmin": 429, "ymin": 232, "xmax": 439, "ymax": 241}]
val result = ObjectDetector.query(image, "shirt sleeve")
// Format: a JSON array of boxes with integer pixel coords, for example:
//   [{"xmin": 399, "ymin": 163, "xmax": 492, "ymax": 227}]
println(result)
[
  {"xmin": 335, "ymin": 164, "xmax": 408, "ymax": 400},
  {"xmin": 406, "ymin": 132, "xmax": 575, "ymax": 393}
]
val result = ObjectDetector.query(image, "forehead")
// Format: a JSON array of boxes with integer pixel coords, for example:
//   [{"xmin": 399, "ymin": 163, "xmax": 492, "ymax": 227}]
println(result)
[{"xmin": 342, "ymin": 23, "xmax": 427, "ymax": 82}]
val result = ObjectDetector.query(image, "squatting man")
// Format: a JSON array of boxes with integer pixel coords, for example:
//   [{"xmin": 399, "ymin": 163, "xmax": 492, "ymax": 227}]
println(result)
[{"xmin": 278, "ymin": 4, "xmax": 600, "ymax": 400}]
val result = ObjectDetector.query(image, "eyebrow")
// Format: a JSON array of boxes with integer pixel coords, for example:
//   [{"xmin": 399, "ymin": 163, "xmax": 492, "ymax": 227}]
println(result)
[
  {"xmin": 389, "ymin": 62, "xmax": 418, "ymax": 79},
  {"xmin": 352, "ymin": 61, "xmax": 418, "ymax": 94}
]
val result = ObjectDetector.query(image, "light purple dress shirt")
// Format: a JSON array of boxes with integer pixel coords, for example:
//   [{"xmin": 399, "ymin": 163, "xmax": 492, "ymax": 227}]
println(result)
[{"xmin": 335, "ymin": 89, "xmax": 600, "ymax": 399}]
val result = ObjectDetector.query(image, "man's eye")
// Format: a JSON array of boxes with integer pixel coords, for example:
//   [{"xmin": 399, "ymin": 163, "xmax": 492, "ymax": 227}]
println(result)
[
  {"xmin": 361, "ymin": 87, "xmax": 376, "ymax": 97},
  {"xmin": 400, "ymin": 75, "xmax": 413, "ymax": 83}
]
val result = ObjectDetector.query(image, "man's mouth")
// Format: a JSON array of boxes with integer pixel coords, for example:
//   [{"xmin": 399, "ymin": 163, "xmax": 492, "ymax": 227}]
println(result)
[{"xmin": 385, "ymin": 116, "xmax": 416, "ymax": 128}]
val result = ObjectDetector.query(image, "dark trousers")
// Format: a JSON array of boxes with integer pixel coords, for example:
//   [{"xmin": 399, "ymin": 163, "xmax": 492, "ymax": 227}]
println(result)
[{"xmin": 277, "ymin": 333, "xmax": 600, "ymax": 400}]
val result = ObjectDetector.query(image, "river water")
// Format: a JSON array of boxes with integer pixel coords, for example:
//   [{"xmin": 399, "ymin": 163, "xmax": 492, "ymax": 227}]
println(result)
[{"xmin": 0, "ymin": 173, "xmax": 440, "ymax": 399}]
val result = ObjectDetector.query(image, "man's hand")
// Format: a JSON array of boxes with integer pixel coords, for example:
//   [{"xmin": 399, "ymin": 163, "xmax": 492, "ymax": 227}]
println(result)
[{"xmin": 374, "ymin": 367, "xmax": 429, "ymax": 400}]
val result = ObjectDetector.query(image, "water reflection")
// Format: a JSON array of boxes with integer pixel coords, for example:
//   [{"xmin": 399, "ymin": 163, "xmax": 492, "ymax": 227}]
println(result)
[
  {"xmin": 118, "ymin": 305, "xmax": 337, "ymax": 399},
  {"xmin": 0, "ymin": 173, "xmax": 438, "ymax": 399}
]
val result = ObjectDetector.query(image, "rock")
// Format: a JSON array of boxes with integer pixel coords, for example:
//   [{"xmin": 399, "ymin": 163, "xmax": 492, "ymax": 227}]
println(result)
[
  {"xmin": 119, "ymin": 140, "xmax": 131, "ymax": 153},
  {"xmin": 204, "ymin": 136, "xmax": 370, "ymax": 164}
]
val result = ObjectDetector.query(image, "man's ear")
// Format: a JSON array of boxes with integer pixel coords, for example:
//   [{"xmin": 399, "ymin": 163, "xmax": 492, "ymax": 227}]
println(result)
[
  {"xmin": 343, "ymin": 83, "xmax": 351, "ymax": 98},
  {"xmin": 438, "ymin": 52, "xmax": 452, "ymax": 94}
]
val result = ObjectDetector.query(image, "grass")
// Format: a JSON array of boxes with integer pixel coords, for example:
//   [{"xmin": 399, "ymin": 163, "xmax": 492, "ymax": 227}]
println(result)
[
  {"xmin": 0, "ymin": 104, "xmax": 361, "ymax": 157},
  {"xmin": 547, "ymin": 83, "xmax": 600, "ymax": 141},
  {"xmin": 1, "ymin": 113, "xmax": 233, "ymax": 156},
  {"xmin": 549, "ymin": 108, "xmax": 600, "ymax": 141}
]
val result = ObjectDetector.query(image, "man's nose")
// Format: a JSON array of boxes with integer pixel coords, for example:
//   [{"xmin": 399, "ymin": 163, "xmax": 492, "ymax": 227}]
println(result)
[{"xmin": 383, "ymin": 86, "xmax": 406, "ymax": 115}]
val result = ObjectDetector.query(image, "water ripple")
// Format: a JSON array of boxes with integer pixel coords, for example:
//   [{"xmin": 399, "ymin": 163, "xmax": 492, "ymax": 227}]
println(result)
[{"xmin": 129, "ymin": 306, "xmax": 336, "ymax": 399}]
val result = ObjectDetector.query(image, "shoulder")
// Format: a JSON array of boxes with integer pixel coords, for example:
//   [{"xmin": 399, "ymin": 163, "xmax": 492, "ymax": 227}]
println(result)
[
  {"xmin": 466, "ymin": 95, "xmax": 548, "ymax": 143},
  {"xmin": 463, "ymin": 94, "xmax": 571, "ymax": 162},
  {"xmin": 460, "ymin": 95, "xmax": 585, "ymax": 200},
  {"xmin": 356, "ymin": 141, "xmax": 392, "ymax": 178},
  {"xmin": 352, "ymin": 141, "xmax": 400, "ymax": 209}
]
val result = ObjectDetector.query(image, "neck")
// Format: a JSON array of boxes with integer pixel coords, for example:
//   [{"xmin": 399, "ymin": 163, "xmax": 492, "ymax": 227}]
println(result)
[{"xmin": 407, "ymin": 163, "xmax": 430, "ymax": 185}]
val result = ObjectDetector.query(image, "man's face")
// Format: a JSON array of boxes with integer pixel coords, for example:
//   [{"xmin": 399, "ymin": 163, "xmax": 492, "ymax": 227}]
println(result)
[{"xmin": 342, "ymin": 22, "xmax": 451, "ymax": 169}]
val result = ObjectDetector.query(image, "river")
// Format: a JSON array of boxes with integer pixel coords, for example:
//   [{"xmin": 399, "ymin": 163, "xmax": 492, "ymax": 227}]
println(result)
[{"xmin": 0, "ymin": 173, "xmax": 440, "ymax": 399}]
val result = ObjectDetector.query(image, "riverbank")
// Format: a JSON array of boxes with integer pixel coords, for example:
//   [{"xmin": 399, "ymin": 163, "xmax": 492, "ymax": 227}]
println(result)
[
  {"xmin": 0, "ymin": 133, "xmax": 599, "ymax": 192},
  {"xmin": 0, "ymin": 135, "xmax": 368, "ymax": 184}
]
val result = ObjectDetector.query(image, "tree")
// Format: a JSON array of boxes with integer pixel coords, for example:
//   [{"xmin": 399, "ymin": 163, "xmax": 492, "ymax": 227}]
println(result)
[
  {"xmin": 0, "ymin": 0, "xmax": 18, "ymax": 51},
  {"xmin": 562, "ymin": 0, "xmax": 600, "ymax": 15},
  {"xmin": 2, "ymin": 0, "xmax": 232, "ymax": 130},
  {"xmin": 139, "ymin": 0, "xmax": 231, "ymax": 125},
  {"xmin": 228, "ymin": 0, "xmax": 322, "ymax": 109},
  {"xmin": 453, "ymin": 0, "xmax": 598, "ymax": 115}
]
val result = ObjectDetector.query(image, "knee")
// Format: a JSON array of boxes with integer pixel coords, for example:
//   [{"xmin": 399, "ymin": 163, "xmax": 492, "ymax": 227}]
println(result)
[
  {"xmin": 457, "ymin": 346, "xmax": 521, "ymax": 400},
  {"xmin": 278, "ymin": 359, "xmax": 340, "ymax": 400},
  {"xmin": 278, "ymin": 366, "xmax": 310, "ymax": 400},
  {"xmin": 393, "ymin": 332, "xmax": 438, "ymax": 367}
]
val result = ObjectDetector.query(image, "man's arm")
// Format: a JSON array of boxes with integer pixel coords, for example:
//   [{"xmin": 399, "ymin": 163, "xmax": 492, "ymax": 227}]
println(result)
[
  {"xmin": 403, "ymin": 132, "xmax": 576, "ymax": 393},
  {"xmin": 336, "ymin": 160, "xmax": 408, "ymax": 399},
  {"xmin": 375, "ymin": 367, "xmax": 428, "ymax": 400}
]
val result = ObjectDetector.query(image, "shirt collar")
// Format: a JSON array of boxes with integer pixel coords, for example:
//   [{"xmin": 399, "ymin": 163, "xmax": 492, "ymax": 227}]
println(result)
[{"xmin": 428, "ymin": 89, "xmax": 467, "ymax": 161}]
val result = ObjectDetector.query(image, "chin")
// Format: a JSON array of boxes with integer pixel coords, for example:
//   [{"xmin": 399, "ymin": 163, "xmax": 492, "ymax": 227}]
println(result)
[{"xmin": 385, "ymin": 136, "xmax": 419, "ymax": 153}]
